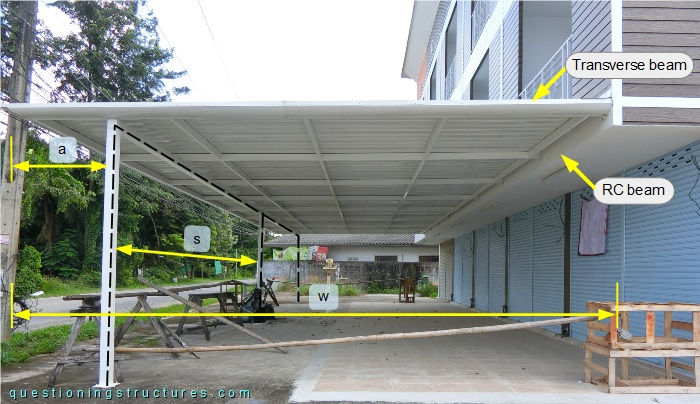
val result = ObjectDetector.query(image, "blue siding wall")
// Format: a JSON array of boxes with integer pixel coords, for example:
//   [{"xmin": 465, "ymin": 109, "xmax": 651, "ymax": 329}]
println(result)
[
  {"xmin": 532, "ymin": 198, "xmax": 566, "ymax": 333},
  {"xmin": 462, "ymin": 231, "xmax": 474, "ymax": 306},
  {"xmin": 570, "ymin": 188, "xmax": 624, "ymax": 341},
  {"xmin": 488, "ymin": 220, "xmax": 507, "ymax": 312},
  {"xmin": 624, "ymin": 143, "xmax": 700, "ymax": 362},
  {"xmin": 474, "ymin": 226, "xmax": 490, "ymax": 310},
  {"xmin": 453, "ymin": 234, "xmax": 464, "ymax": 304},
  {"xmin": 449, "ymin": 141, "xmax": 700, "ymax": 347},
  {"xmin": 508, "ymin": 209, "xmax": 533, "ymax": 322}
]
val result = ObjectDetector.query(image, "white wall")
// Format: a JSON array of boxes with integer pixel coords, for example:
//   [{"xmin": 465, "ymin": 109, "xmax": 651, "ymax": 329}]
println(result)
[{"xmin": 327, "ymin": 246, "xmax": 438, "ymax": 262}]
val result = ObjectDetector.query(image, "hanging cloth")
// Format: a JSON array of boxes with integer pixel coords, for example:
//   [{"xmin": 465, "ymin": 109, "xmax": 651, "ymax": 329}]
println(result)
[{"xmin": 578, "ymin": 198, "xmax": 608, "ymax": 256}]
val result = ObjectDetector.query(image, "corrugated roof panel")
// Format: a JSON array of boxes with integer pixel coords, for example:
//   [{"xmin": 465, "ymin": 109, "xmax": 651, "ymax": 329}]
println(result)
[{"xmin": 4, "ymin": 101, "xmax": 610, "ymax": 234}]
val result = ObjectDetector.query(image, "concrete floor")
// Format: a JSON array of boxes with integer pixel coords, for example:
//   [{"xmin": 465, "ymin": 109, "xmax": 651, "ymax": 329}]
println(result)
[{"xmin": 2, "ymin": 294, "xmax": 697, "ymax": 403}]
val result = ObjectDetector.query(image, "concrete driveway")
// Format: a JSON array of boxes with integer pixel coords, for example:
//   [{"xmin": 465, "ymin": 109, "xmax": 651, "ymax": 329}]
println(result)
[{"xmin": 3, "ymin": 294, "xmax": 696, "ymax": 403}]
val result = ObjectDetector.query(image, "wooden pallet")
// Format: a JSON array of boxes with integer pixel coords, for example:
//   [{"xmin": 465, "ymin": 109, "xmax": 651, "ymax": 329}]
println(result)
[{"xmin": 584, "ymin": 301, "xmax": 700, "ymax": 393}]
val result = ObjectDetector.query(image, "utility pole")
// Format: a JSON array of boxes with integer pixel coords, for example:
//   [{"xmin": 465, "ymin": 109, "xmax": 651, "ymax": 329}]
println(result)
[{"xmin": 1, "ymin": 0, "xmax": 39, "ymax": 342}]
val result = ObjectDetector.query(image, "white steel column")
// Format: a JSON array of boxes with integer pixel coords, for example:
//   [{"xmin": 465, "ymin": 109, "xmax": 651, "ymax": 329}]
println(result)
[
  {"xmin": 257, "ymin": 213, "xmax": 264, "ymax": 290},
  {"xmin": 96, "ymin": 119, "xmax": 120, "ymax": 388}
]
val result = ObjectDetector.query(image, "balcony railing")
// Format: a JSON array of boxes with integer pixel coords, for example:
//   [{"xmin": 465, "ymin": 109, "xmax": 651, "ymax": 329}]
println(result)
[{"xmin": 519, "ymin": 35, "xmax": 572, "ymax": 100}]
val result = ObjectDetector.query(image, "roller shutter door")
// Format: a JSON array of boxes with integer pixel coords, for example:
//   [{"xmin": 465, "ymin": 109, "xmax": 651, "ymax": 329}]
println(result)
[
  {"xmin": 624, "ymin": 143, "xmax": 700, "ymax": 365},
  {"xmin": 474, "ymin": 227, "xmax": 489, "ymax": 310},
  {"xmin": 532, "ymin": 198, "xmax": 565, "ymax": 333},
  {"xmin": 462, "ymin": 232, "xmax": 474, "ymax": 306},
  {"xmin": 570, "ymin": 188, "xmax": 624, "ymax": 342},
  {"xmin": 439, "ymin": 240, "xmax": 454, "ymax": 301},
  {"xmin": 508, "ymin": 209, "xmax": 533, "ymax": 322},
  {"xmin": 453, "ymin": 235, "xmax": 464, "ymax": 305},
  {"xmin": 488, "ymin": 220, "xmax": 506, "ymax": 312}
]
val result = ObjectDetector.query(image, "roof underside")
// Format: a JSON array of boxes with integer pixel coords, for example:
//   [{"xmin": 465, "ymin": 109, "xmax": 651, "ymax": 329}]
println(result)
[
  {"xmin": 267, "ymin": 234, "xmax": 418, "ymax": 247},
  {"xmin": 3, "ymin": 100, "xmax": 611, "ymax": 235}
]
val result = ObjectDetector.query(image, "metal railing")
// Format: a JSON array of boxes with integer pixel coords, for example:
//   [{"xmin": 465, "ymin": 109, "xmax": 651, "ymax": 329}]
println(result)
[{"xmin": 519, "ymin": 35, "xmax": 572, "ymax": 100}]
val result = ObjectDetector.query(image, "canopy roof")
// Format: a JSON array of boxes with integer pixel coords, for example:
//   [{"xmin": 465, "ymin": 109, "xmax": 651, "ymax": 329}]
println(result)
[
  {"xmin": 267, "ymin": 234, "xmax": 421, "ymax": 247},
  {"xmin": 3, "ymin": 100, "xmax": 610, "ymax": 235}
]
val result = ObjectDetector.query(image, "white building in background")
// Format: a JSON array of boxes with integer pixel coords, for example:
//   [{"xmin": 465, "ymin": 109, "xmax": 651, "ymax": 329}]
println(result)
[{"xmin": 267, "ymin": 234, "xmax": 438, "ymax": 263}]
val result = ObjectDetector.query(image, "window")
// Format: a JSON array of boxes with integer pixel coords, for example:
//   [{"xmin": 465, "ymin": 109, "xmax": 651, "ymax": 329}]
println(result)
[
  {"xmin": 375, "ymin": 255, "xmax": 398, "ymax": 262},
  {"xmin": 521, "ymin": 1, "xmax": 572, "ymax": 93},
  {"xmin": 445, "ymin": 10, "xmax": 458, "ymax": 79},
  {"xmin": 347, "ymin": 257, "xmax": 358, "ymax": 261},
  {"xmin": 470, "ymin": 51, "xmax": 489, "ymax": 100},
  {"xmin": 429, "ymin": 70, "xmax": 437, "ymax": 100},
  {"xmin": 419, "ymin": 255, "xmax": 439, "ymax": 263}
]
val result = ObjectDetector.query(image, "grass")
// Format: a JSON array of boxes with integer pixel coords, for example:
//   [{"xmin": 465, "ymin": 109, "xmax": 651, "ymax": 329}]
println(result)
[
  {"xmin": 276, "ymin": 282, "xmax": 364, "ymax": 296},
  {"xmin": 1, "ymin": 322, "xmax": 100, "ymax": 366},
  {"xmin": 38, "ymin": 277, "xmax": 224, "ymax": 298},
  {"xmin": 417, "ymin": 283, "xmax": 438, "ymax": 298},
  {"xmin": 1, "ymin": 299, "xmax": 219, "ymax": 366}
]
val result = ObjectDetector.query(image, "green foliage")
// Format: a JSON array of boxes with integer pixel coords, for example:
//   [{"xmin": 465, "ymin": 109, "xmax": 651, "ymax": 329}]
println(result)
[
  {"xmin": 48, "ymin": 0, "xmax": 188, "ymax": 102},
  {"xmin": 277, "ymin": 283, "xmax": 363, "ymax": 297},
  {"xmin": 81, "ymin": 270, "xmax": 102, "ymax": 288},
  {"xmin": 21, "ymin": 135, "xmax": 93, "ymax": 252},
  {"xmin": 417, "ymin": 283, "xmax": 439, "ymax": 298},
  {"xmin": 42, "ymin": 229, "xmax": 81, "ymax": 279},
  {"xmin": 15, "ymin": 246, "xmax": 43, "ymax": 298},
  {"xmin": 144, "ymin": 264, "xmax": 174, "ymax": 283},
  {"xmin": 82, "ymin": 204, "xmax": 102, "ymax": 272},
  {"xmin": 365, "ymin": 281, "xmax": 399, "ymax": 294},
  {"xmin": 338, "ymin": 284, "xmax": 364, "ymax": 296}
]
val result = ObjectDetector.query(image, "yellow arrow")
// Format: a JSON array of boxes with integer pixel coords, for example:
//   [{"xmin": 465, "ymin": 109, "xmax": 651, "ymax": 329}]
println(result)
[
  {"xmin": 117, "ymin": 244, "xmax": 256, "ymax": 266},
  {"xmin": 532, "ymin": 67, "xmax": 567, "ymax": 101},
  {"xmin": 13, "ymin": 160, "xmax": 106, "ymax": 172},
  {"xmin": 14, "ymin": 309, "xmax": 613, "ymax": 321},
  {"xmin": 561, "ymin": 154, "xmax": 596, "ymax": 190}
]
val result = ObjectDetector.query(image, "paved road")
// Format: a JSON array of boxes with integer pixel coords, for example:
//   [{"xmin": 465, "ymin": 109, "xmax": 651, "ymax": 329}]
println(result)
[{"xmin": 21, "ymin": 280, "xmax": 254, "ymax": 331}]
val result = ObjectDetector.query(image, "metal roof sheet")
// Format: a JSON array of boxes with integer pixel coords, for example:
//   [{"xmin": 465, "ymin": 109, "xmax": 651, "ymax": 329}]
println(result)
[{"xmin": 3, "ymin": 100, "xmax": 611, "ymax": 235}]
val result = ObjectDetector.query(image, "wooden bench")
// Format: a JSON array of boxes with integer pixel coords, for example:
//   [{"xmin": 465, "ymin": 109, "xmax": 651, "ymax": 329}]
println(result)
[{"xmin": 399, "ymin": 277, "xmax": 415, "ymax": 303}]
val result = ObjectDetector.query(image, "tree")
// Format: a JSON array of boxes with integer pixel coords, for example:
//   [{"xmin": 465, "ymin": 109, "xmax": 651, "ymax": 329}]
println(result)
[
  {"xmin": 1, "ymin": 0, "xmax": 38, "ymax": 342},
  {"xmin": 48, "ymin": 0, "xmax": 189, "ymax": 102},
  {"xmin": 21, "ymin": 134, "xmax": 93, "ymax": 253}
]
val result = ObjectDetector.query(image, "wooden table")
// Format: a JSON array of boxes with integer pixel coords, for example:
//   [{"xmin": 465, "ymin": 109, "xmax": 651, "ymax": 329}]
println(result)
[
  {"xmin": 50, "ymin": 279, "xmax": 251, "ymax": 386},
  {"xmin": 175, "ymin": 291, "xmax": 241, "ymax": 340}
]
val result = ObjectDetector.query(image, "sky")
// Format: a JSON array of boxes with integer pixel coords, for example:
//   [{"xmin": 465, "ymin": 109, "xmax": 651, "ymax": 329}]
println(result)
[{"xmin": 32, "ymin": 0, "xmax": 418, "ymax": 102}]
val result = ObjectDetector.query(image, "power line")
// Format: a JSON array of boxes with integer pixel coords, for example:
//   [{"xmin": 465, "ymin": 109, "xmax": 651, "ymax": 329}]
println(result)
[
  {"xmin": 196, "ymin": 0, "xmax": 239, "ymax": 100},
  {"xmin": 4, "ymin": 2, "xmax": 261, "ymax": 233},
  {"xmin": 143, "ymin": 1, "xmax": 200, "ymax": 98}
]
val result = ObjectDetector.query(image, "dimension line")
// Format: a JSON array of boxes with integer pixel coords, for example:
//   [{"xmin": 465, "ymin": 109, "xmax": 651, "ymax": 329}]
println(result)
[
  {"xmin": 117, "ymin": 245, "xmax": 256, "ymax": 265},
  {"xmin": 15, "ymin": 309, "xmax": 612, "ymax": 321}
]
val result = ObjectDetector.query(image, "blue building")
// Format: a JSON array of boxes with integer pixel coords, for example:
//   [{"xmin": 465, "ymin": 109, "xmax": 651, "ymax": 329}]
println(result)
[{"xmin": 402, "ymin": 0, "xmax": 700, "ymax": 342}]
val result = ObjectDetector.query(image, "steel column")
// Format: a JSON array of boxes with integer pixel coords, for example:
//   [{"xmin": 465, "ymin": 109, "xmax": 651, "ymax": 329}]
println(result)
[
  {"xmin": 257, "ymin": 214, "xmax": 264, "ymax": 308},
  {"xmin": 96, "ymin": 120, "xmax": 120, "ymax": 388},
  {"xmin": 296, "ymin": 233, "xmax": 300, "ymax": 303}
]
